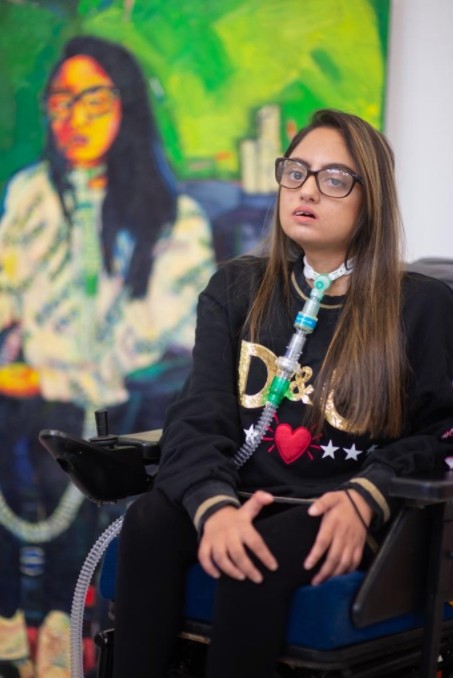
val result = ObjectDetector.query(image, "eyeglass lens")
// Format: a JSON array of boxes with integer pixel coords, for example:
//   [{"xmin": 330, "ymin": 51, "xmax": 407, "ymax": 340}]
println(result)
[
  {"xmin": 277, "ymin": 159, "xmax": 355, "ymax": 198},
  {"xmin": 46, "ymin": 87, "xmax": 118, "ymax": 121}
]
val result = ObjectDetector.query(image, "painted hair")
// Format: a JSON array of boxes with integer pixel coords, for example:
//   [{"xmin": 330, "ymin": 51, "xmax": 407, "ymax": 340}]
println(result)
[
  {"xmin": 43, "ymin": 35, "xmax": 177, "ymax": 298},
  {"xmin": 248, "ymin": 109, "xmax": 406, "ymax": 438}
]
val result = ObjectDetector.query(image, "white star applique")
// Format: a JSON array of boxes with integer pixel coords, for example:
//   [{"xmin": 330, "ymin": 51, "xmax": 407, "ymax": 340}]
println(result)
[
  {"xmin": 320, "ymin": 440, "xmax": 339, "ymax": 459},
  {"xmin": 343, "ymin": 444, "xmax": 363, "ymax": 461},
  {"xmin": 243, "ymin": 425, "xmax": 256, "ymax": 444}
]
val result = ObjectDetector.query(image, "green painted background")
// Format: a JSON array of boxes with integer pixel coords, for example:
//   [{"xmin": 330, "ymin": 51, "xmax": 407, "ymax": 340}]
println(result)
[{"xmin": 0, "ymin": 0, "xmax": 389, "ymax": 192}]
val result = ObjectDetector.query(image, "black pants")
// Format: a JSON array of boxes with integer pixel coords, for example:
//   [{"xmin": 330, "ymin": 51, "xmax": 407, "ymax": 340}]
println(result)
[{"xmin": 112, "ymin": 488, "xmax": 337, "ymax": 678}]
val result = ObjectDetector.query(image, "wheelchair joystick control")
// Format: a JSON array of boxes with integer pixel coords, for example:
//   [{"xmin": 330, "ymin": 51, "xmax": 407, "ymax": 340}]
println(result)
[
  {"xmin": 89, "ymin": 409, "xmax": 118, "ymax": 447},
  {"xmin": 95, "ymin": 409, "xmax": 109, "ymax": 436}
]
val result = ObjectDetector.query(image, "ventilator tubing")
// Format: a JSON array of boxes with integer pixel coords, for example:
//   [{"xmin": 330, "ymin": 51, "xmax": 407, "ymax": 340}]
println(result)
[
  {"xmin": 232, "ymin": 274, "xmax": 331, "ymax": 469},
  {"xmin": 70, "ymin": 515, "xmax": 124, "ymax": 678}
]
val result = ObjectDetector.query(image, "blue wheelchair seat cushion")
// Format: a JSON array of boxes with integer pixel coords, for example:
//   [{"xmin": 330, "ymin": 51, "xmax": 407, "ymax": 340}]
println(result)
[{"xmin": 99, "ymin": 537, "xmax": 453, "ymax": 651}]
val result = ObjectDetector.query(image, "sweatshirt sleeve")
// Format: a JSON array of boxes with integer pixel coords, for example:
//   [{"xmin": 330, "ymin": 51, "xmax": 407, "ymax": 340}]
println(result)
[
  {"xmin": 155, "ymin": 260, "xmax": 258, "ymax": 527},
  {"xmin": 345, "ymin": 274, "xmax": 453, "ymax": 527}
]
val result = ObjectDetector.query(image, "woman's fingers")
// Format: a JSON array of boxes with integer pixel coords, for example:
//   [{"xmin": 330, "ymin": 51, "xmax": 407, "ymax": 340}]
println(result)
[
  {"xmin": 214, "ymin": 535, "xmax": 264, "ymax": 583},
  {"xmin": 240, "ymin": 490, "xmax": 274, "ymax": 519},
  {"xmin": 304, "ymin": 493, "xmax": 339, "ymax": 570},
  {"xmin": 310, "ymin": 540, "xmax": 363, "ymax": 585},
  {"xmin": 307, "ymin": 493, "xmax": 337, "ymax": 518},
  {"xmin": 304, "ymin": 491, "xmax": 371, "ymax": 585},
  {"xmin": 242, "ymin": 529, "xmax": 278, "ymax": 576},
  {"xmin": 199, "ymin": 529, "xmax": 269, "ymax": 583},
  {"xmin": 310, "ymin": 540, "xmax": 356, "ymax": 585},
  {"xmin": 198, "ymin": 492, "xmax": 278, "ymax": 582},
  {"xmin": 198, "ymin": 549, "xmax": 222, "ymax": 579}
]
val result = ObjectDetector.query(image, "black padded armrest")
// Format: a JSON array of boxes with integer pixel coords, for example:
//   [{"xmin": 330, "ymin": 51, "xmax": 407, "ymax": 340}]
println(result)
[
  {"xmin": 117, "ymin": 429, "xmax": 162, "ymax": 463},
  {"xmin": 39, "ymin": 429, "xmax": 155, "ymax": 503},
  {"xmin": 390, "ymin": 471, "xmax": 453, "ymax": 504}
]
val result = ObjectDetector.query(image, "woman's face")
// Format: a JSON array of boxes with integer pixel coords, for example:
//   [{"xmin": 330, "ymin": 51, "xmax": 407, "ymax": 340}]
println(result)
[
  {"xmin": 46, "ymin": 55, "xmax": 122, "ymax": 168},
  {"xmin": 279, "ymin": 127, "xmax": 363, "ymax": 264}
]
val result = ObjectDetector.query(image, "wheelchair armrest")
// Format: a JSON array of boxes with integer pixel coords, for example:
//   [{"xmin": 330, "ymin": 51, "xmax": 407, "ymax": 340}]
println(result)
[
  {"xmin": 39, "ymin": 428, "xmax": 160, "ymax": 503},
  {"xmin": 352, "ymin": 470, "xmax": 453, "ymax": 629},
  {"xmin": 117, "ymin": 429, "xmax": 162, "ymax": 463},
  {"xmin": 389, "ymin": 470, "xmax": 453, "ymax": 504}
]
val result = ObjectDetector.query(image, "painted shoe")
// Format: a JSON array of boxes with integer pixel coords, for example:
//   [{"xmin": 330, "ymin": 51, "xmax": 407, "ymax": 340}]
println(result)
[{"xmin": 35, "ymin": 611, "xmax": 70, "ymax": 678}]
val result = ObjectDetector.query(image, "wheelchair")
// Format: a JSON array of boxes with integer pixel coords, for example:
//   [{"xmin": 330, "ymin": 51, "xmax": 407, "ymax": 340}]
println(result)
[
  {"xmin": 39, "ymin": 258, "xmax": 453, "ymax": 677},
  {"xmin": 39, "ymin": 407, "xmax": 453, "ymax": 678}
]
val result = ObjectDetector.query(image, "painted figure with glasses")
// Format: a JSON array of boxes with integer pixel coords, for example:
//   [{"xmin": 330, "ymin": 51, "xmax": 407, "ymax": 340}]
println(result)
[
  {"xmin": 112, "ymin": 109, "xmax": 453, "ymax": 678},
  {"xmin": 0, "ymin": 35, "xmax": 215, "ymax": 676}
]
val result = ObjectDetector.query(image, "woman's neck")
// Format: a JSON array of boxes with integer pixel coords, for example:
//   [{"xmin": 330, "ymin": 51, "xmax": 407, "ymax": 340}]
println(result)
[{"xmin": 303, "ymin": 253, "xmax": 353, "ymax": 296}]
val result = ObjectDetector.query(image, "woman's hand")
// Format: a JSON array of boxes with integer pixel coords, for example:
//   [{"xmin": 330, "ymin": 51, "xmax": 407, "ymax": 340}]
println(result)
[
  {"xmin": 304, "ymin": 489, "xmax": 373, "ymax": 585},
  {"xmin": 198, "ymin": 490, "xmax": 278, "ymax": 584}
]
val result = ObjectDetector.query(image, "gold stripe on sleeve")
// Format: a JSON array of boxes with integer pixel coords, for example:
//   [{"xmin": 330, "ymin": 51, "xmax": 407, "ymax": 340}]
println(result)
[
  {"xmin": 193, "ymin": 495, "xmax": 240, "ymax": 531},
  {"xmin": 348, "ymin": 478, "xmax": 391, "ymax": 523}
]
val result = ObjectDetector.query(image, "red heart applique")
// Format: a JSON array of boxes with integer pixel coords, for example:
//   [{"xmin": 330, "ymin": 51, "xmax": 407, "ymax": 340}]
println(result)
[{"xmin": 274, "ymin": 423, "xmax": 312, "ymax": 464}]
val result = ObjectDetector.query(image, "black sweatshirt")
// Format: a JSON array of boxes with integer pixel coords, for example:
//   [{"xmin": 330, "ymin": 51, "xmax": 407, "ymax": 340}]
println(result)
[{"xmin": 156, "ymin": 256, "xmax": 453, "ymax": 532}]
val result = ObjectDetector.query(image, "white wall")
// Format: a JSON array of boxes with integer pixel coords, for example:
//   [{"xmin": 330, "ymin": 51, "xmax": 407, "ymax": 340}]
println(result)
[{"xmin": 384, "ymin": 0, "xmax": 453, "ymax": 263}]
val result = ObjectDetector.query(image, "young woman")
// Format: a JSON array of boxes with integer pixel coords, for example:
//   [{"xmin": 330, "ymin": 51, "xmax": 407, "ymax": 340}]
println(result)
[{"xmin": 112, "ymin": 109, "xmax": 453, "ymax": 678}]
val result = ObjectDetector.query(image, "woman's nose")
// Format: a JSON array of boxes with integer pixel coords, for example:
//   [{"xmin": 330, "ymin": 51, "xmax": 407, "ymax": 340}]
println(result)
[{"xmin": 298, "ymin": 174, "xmax": 319, "ymax": 200}]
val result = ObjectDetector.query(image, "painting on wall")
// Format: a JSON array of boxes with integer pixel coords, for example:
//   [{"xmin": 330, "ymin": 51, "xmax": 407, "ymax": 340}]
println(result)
[{"xmin": 0, "ymin": 1, "xmax": 390, "ymax": 675}]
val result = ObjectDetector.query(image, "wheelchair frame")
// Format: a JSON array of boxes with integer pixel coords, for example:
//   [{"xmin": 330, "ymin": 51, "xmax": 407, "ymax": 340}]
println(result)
[{"xmin": 39, "ymin": 414, "xmax": 453, "ymax": 678}]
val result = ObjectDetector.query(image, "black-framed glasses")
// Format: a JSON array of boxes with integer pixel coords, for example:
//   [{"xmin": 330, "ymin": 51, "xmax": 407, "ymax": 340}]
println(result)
[
  {"xmin": 45, "ymin": 86, "xmax": 120, "ymax": 122},
  {"xmin": 275, "ymin": 157, "xmax": 363, "ymax": 198}
]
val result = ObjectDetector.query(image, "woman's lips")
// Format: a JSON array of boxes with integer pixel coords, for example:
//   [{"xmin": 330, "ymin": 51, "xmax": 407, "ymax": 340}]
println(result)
[{"xmin": 293, "ymin": 207, "xmax": 317, "ymax": 222}]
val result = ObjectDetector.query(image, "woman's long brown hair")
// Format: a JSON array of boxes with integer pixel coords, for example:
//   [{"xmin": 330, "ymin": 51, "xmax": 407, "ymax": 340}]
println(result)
[{"xmin": 247, "ymin": 109, "xmax": 406, "ymax": 438}]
